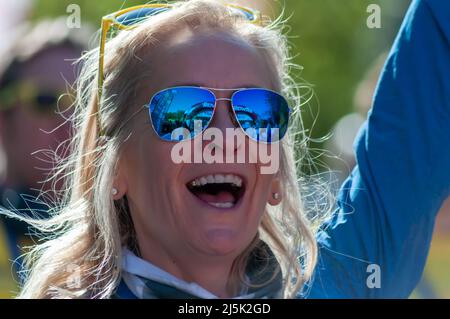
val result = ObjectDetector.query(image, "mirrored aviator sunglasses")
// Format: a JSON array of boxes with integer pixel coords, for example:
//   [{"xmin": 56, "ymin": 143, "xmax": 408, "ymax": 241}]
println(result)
[{"xmin": 148, "ymin": 87, "xmax": 291, "ymax": 143}]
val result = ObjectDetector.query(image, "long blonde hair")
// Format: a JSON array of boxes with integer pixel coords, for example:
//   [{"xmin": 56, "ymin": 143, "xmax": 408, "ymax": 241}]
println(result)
[{"xmin": 7, "ymin": 0, "xmax": 330, "ymax": 299}]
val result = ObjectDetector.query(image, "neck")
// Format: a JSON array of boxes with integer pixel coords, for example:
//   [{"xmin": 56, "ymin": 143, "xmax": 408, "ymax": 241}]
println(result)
[{"xmin": 137, "ymin": 237, "xmax": 237, "ymax": 298}]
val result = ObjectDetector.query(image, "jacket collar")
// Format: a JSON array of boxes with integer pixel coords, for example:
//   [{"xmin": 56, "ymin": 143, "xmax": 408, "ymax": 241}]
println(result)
[{"xmin": 120, "ymin": 241, "xmax": 283, "ymax": 299}]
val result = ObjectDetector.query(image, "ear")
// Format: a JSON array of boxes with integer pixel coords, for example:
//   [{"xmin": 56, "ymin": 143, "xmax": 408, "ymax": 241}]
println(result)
[
  {"xmin": 112, "ymin": 157, "xmax": 128, "ymax": 201},
  {"xmin": 267, "ymin": 176, "xmax": 282, "ymax": 206}
]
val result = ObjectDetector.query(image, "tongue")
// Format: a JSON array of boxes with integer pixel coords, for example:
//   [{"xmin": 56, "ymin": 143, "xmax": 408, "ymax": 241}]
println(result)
[{"xmin": 197, "ymin": 191, "xmax": 235, "ymax": 204}]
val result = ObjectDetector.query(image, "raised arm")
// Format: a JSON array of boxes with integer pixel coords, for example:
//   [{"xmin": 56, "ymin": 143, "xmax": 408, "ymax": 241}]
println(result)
[{"xmin": 306, "ymin": 0, "xmax": 450, "ymax": 298}]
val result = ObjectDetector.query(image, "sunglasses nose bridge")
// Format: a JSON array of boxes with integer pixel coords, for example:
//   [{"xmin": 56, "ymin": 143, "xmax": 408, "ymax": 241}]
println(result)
[
  {"xmin": 205, "ymin": 97, "xmax": 244, "ymax": 155},
  {"xmin": 210, "ymin": 97, "xmax": 239, "ymax": 129}
]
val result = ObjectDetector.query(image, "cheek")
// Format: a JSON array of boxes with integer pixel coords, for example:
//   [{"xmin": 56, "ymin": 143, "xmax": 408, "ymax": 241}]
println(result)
[
  {"xmin": 258, "ymin": 176, "xmax": 273, "ymax": 203},
  {"xmin": 123, "ymin": 133, "xmax": 189, "ymax": 239},
  {"xmin": 248, "ymin": 174, "xmax": 275, "ymax": 221},
  {"xmin": 125, "ymin": 132, "xmax": 181, "ymax": 208}
]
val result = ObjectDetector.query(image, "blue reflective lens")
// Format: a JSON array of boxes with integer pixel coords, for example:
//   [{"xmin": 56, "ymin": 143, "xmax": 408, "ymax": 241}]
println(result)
[
  {"xmin": 149, "ymin": 87, "xmax": 215, "ymax": 141},
  {"xmin": 229, "ymin": 7, "xmax": 255, "ymax": 21},
  {"xmin": 232, "ymin": 89, "xmax": 290, "ymax": 142},
  {"xmin": 116, "ymin": 7, "xmax": 171, "ymax": 26}
]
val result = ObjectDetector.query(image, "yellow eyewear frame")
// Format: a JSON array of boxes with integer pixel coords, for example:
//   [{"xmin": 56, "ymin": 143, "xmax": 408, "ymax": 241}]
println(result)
[{"xmin": 96, "ymin": 3, "xmax": 262, "ymax": 136}]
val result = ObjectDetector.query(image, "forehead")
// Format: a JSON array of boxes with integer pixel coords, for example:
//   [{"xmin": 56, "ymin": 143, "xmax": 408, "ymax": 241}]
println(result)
[{"xmin": 149, "ymin": 29, "xmax": 276, "ymax": 91}]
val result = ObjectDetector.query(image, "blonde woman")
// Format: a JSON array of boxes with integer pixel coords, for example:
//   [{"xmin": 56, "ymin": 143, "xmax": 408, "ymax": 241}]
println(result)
[{"xmin": 7, "ymin": 0, "xmax": 450, "ymax": 298}]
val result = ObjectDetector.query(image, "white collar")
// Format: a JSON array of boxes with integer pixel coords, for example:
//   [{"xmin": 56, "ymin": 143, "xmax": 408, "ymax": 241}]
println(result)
[{"xmin": 121, "ymin": 248, "xmax": 255, "ymax": 299}]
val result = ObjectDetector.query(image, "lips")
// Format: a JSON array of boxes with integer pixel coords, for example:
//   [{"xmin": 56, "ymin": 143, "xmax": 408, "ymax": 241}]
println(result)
[{"xmin": 186, "ymin": 173, "xmax": 246, "ymax": 209}]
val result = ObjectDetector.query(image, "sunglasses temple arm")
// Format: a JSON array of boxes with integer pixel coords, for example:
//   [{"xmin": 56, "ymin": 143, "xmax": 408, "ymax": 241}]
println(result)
[{"xmin": 97, "ymin": 19, "xmax": 111, "ymax": 136}]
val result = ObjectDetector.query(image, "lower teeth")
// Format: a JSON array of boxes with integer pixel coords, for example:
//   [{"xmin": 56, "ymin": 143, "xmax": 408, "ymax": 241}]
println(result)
[{"xmin": 208, "ymin": 202, "xmax": 234, "ymax": 208}]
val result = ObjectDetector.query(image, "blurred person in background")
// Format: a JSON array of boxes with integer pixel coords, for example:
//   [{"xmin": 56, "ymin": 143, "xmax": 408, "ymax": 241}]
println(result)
[{"xmin": 0, "ymin": 18, "xmax": 87, "ymax": 297}]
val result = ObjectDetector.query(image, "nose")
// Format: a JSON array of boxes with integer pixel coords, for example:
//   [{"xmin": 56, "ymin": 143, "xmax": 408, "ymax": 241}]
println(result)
[
  {"xmin": 204, "ymin": 97, "xmax": 245, "ymax": 157},
  {"xmin": 208, "ymin": 98, "xmax": 236, "ymax": 131}
]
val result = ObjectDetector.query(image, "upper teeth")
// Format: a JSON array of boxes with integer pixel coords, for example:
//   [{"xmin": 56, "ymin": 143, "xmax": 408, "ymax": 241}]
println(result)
[{"xmin": 190, "ymin": 174, "xmax": 243, "ymax": 187}]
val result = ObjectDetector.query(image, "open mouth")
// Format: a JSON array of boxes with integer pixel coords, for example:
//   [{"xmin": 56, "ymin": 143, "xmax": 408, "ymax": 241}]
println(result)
[{"xmin": 186, "ymin": 174, "xmax": 246, "ymax": 209}]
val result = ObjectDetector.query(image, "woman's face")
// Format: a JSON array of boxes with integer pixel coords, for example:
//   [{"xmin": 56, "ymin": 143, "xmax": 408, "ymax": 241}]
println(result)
[{"xmin": 115, "ymin": 29, "xmax": 281, "ymax": 263}]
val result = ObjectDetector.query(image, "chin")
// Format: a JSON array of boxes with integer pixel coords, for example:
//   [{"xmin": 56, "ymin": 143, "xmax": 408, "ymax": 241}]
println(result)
[{"xmin": 199, "ymin": 228, "xmax": 251, "ymax": 257}]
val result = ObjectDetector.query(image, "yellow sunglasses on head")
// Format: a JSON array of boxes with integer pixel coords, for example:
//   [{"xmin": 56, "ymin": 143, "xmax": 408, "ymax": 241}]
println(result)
[{"xmin": 96, "ymin": 3, "xmax": 262, "ymax": 135}]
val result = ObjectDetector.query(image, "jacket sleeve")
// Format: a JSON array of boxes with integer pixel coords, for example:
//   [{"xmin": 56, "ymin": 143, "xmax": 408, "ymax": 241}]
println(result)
[{"xmin": 306, "ymin": 0, "xmax": 450, "ymax": 298}]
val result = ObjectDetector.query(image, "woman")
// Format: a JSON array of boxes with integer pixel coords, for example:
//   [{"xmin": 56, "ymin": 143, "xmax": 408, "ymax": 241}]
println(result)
[{"xmin": 8, "ymin": 0, "xmax": 450, "ymax": 298}]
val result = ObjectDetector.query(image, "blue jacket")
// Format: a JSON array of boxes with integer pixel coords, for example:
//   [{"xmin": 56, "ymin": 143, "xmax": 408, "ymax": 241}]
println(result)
[{"xmin": 307, "ymin": 0, "xmax": 450, "ymax": 298}]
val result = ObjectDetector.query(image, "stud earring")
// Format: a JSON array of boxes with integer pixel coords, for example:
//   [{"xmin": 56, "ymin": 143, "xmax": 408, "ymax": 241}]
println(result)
[
  {"xmin": 272, "ymin": 192, "xmax": 280, "ymax": 200},
  {"xmin": 112, "ymin": 188, "xmax": 118, "ymax": 196}
]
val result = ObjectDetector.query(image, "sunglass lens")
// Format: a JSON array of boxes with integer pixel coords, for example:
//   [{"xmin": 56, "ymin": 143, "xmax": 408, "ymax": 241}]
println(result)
[
  {"xmin": 116, "ymin": 7, "xmax": 171, "ymax": 26},
  {"xmin": 229, "ymin": 7, "xmax": 255, "ymax": 21},
  {"xmin": 232, "ymin": 89, "xmax": 290, "ymax": 142},
  {"xmin": 149, "ymin": 87, "xmax": 215, "ymax": 141}
]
